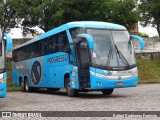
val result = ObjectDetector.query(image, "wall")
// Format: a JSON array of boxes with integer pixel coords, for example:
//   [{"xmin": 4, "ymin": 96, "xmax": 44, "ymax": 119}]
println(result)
[{"xmin": 133, "ymin": 37, "xmax": 160, "ymax": 59}]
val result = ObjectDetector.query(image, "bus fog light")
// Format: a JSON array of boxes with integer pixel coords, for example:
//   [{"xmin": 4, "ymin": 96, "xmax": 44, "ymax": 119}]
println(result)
[
  {"xmin": 97, "ymin": 82, "xmax": 102, "ymax": 87},
  {"xmin": 72, "ymin": 71, "xmax": 76, "ymax": 76},
  {"xmin": 72, "ymin": 78, "xmax": 76, "ymax": 82}
]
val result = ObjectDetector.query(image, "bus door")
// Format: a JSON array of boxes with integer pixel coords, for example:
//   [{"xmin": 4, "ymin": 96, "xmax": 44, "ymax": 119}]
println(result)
[{"xmin": 76, "ymin": 40, "xmax": 90, "ymax": 89}]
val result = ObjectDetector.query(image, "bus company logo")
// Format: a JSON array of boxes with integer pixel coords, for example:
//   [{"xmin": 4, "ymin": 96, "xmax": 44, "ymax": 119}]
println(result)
[{"xmin": 31, "ymin": 61, "xmax": 41, "ymax": 85}]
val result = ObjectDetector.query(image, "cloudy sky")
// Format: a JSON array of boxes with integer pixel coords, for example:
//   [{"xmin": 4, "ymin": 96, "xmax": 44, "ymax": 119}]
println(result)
[{"xmin": 138, "ymin": 23, "xmax": 159, "ymax": 37}]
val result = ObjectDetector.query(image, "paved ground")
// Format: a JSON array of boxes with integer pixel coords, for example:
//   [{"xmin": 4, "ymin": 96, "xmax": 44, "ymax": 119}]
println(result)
[{"xmin": 0, "ymin": 84, "xmax": 160, "ymax": 119}]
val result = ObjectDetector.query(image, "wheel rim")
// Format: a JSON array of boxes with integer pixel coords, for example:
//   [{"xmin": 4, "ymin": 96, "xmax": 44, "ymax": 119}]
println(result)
[
  {"xmin": 67, "ymin": 82, "xmax": 72, "ymax": 94},
  {"xmin": 21, "ymin": 82, "xmax": 24, "ymax": 88},
  {"xmin": 25, "ymin": 81, "xmax": 28, "ymax": 91},
  {"xmin": 21, "ymin": 81, "xmax": 24, "ymax": 91}
]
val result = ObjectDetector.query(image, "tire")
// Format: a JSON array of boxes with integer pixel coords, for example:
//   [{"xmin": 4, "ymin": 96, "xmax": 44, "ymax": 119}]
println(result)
[
  {"xmin": 47, "ymin": 88, "xmax": 60, "ymax": 91},
  {"xmin": 20, "ymin": 80, "xmax": 25, "ymax": 92},
  {"xmin": 101, "ymin": 89, "xmax": 114, "ymax": 95},
  {"xmin": 65, "ymin": 78, "xmax": 78, "ymax": 97},
  {"xmin": 24, "ymin": 79, "xmax": 35, "ymax": 92}
]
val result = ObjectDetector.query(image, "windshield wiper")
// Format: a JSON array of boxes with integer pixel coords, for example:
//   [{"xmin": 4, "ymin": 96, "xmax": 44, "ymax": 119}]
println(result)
[{"xmin": 114, "ymin": 44, "xmax": 130, "ymax": 67}]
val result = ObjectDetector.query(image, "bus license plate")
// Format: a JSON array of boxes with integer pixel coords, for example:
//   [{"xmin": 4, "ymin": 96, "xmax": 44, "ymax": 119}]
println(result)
[{"xmin": 116, "ymin": 82, "xmax": 124, "ymax": 86}]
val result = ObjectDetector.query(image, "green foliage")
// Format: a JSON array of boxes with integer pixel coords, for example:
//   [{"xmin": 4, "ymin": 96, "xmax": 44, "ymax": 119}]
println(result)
[
  {"xmin": 153, "ymin": 35, "xmax": 159, "ymax": 38},
  {"xmin": 137, "ymin": 60, "xmax": 160, "ymax": 83},
  {"xmin": 138, "ymin": 32, "xmax": 149, "ymax": 37},
  {"xmin": 105, "ymin": 0, "xmax": 139, "ymax": 30},
  {"xmin": 6, "ymin": 60, "xmax": 20, "ymax": 92},
  {"xmin": 0, "ymin": 0, "xmax": 139, "ymax": 33},
  {"xmin": 0, "ymin": 0, "xmax": 22, "ymax": 33},
  {"xmin": 139, "ymin": 0, "xmax": 160, "ymax": 37}
]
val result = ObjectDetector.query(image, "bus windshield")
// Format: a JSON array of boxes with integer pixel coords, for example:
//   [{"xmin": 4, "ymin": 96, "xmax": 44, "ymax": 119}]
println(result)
[{"xmin": 86, "ymin": 29, "xmax": 136, "ymax": 69}]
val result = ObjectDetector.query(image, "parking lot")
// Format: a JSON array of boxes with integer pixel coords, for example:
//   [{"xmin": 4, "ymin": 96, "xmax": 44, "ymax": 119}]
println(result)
[
  {"xmin": 3, "ymin": 62, "xmax": 160, "ymax": 119},
  {"xmin": 0, "ymin": 84, "xmax": 160, "ymax": 112}
]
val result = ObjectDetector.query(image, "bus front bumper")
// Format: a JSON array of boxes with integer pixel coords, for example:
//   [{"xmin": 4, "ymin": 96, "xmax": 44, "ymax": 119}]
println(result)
[
  {"xmin": 90, "ymin": 74, "xmax": 138, "ymax": 90},
  {"xmin": 0, "ymin": 80, "xmax": 7, "ymax": 98}
]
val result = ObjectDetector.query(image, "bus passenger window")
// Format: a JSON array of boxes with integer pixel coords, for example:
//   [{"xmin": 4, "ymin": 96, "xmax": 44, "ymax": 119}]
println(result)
[
  {"xmin": 38, "ymin": 41, "xmax": 43, "ymax": 56},
  {"xmin": 51, "ymin": 36, "xmax": 58, "ymax": 53},
  {"xmin": 57, "ymin": 31, "xmax": 70, "ymax": 52},
  {"xmin": 30, "ymin": 44, "xmax": 34, "ymax": 58},
  {"xmin": 48, "ymin": 37, "xmax": 52, "ymax": 54},
  {"xmin": 58, "ymin": 34, "xmax": 64, "ymax": 51}
]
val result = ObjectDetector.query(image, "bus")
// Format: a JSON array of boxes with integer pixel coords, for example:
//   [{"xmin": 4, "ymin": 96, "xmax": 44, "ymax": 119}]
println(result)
[
  {"xmin": 12, "ymin": 21, "xmax": 144, "ymax": 97},
  {"xmin": 0, "ymin": 28, "xmax": 12, "ymax": 98}
]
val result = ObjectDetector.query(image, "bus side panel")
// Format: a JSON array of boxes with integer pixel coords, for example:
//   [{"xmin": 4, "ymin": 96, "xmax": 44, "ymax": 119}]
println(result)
[
  {"xmin": 28, "ymin": 57, "xmax": 48, "ymax": 88},
  {"xmin": 12, "ymin": 69, "xmax": 19, "ymax": 86},
  {"xmin": 45, "ymin": 52, "xmax": 70, "ymax": 88},
  {"xmin": 49, "ymin": 66, "xmax": 61, "ymax": 88},
  {"xmin": 12, "ymin": 61, "xmax": 26, "ymax": 86}
]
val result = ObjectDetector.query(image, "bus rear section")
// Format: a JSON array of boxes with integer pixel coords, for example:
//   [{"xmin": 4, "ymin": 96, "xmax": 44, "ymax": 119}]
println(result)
[
  {"xmin": 12, "ymin": 21, "xmax": 144, "ymax": 97},
  {"xmin": 0, "ymin": 31, "xmax": 12, "ymax": 98}
]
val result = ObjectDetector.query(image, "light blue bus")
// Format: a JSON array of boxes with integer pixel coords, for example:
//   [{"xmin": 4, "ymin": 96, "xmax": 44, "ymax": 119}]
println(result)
[
  {"xmin": 0, "ymin": 28, "xmax": 12, "ymax": 98},
  {"xmin": 12, "ymin": 21, "xmax": 144, "ymax": 97}
]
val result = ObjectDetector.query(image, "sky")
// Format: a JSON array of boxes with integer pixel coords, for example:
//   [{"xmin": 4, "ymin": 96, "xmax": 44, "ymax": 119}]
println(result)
[
  {"xmin": 138, "ymin": 23, "xmax": 159, "ymax": 37},
  {"xmin": 8, "ymin": 27, "xmax": 44, "ymax": 39}
]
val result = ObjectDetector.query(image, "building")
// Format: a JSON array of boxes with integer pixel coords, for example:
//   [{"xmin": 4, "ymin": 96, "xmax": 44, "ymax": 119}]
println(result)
[{"xmin": 129, "ymin": 23, "xmax": 139, "ymax": 35}]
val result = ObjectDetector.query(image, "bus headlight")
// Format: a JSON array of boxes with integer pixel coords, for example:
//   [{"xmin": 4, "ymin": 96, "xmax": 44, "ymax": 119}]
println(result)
[{"xmin": 0, "ymin": 79, "xmax": 6, "ymax": 84}]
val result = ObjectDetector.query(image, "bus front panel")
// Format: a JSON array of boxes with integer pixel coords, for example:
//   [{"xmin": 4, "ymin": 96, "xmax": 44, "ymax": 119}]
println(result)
[
  {"xmin": 0, "ymin": 72, "xmax": 7, "ymax": 98},
  {"xmin": 89, "ymin": 67, "xmax": 138, "ymax": 90}
]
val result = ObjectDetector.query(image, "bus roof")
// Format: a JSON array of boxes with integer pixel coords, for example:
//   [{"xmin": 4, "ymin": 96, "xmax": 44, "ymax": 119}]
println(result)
[
  {"xmin": 67, "ymin": 21, "xmax": 126, "ymax": 30},
  {"xmin": 14, "ymin": 21, "xmax": 126, "ymax": 50}
]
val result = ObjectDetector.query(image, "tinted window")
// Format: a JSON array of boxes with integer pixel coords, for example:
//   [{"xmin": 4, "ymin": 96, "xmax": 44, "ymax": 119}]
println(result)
[{"xmin": 13, "ymin": 30, "xmax": 70, "ymax": 62}]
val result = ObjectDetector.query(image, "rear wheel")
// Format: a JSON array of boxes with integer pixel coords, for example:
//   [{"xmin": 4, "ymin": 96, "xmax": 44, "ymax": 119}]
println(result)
[
  {"xmin": 47, "ymin": 88, "xmax": 60, "ymax": 91},
  {"xmin": 24, "ymin": 79, "xmax": 35, "ymax": 92},
  {"xmin": 101, "ymin": 89, "xmax": 114, "ymax": 95},
  {"xmin": 20, "ymin": 80, "xmax": 25, "ymax": 92},
  {"xmin": 65, "ymin": 78, "xmax": 78, "ymax": 97}
]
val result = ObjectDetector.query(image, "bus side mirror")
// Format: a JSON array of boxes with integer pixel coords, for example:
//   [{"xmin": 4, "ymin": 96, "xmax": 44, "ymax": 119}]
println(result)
[
  {"xmin": 4, "ymin": 33, "xmax": 12, "ymax": 52},
  {"xmin": 130, "ymin": 35, "xmax": 145, "ymax": 50},
  {"xmin": 77, "ymin": 34, "xmax": 94, "ymax": 49}
]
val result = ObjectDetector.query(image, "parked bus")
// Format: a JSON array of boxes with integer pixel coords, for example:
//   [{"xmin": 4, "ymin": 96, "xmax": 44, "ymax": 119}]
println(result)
[
  {"xmin": 0, "ymin": 28, "xmax": 12, "ymax": 98},
  {"xmin": 12, "ymin": 21, "xmax": 144, "ymax": 97}
]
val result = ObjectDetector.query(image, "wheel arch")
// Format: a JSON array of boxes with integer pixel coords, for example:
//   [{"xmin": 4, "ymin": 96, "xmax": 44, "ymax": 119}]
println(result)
[
  {"xmin": 64, "ymin": 73, "xmax": 70, "ymax": 88},
  {"xmin": 24, "ymin": 74, "xmax": 30, "ymax": 85},
  {"xmin": 19, "ymin": 76, "xmax": 23, "ymax": 86}
]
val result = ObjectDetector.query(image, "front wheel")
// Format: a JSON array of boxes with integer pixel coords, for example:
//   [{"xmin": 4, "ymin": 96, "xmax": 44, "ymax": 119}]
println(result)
[
  {"xmin": 101, "ymin": 89, "xmax": 114, "ymax": 95},
  {"xmin": 65, "ymin": 78, "xmax": 78, "ymax": 97}
]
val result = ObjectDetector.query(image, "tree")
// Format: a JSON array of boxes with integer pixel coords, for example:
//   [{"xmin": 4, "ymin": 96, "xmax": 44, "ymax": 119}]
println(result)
[
  {"xmin": 104, "ymin": 0, "xmax": 139, "ymax": 30},
  {"xmin": 139, "ymin": 0, "xmax": 160, "ymax": 37},
  {"xmin": 0, "ymin": 0, "xmax": 139, "ymax": 33},
  {"xmin": 0, "ymin": 0, "xmax": 22, "ymax": 33},
  {"xmin": 19, "ymin": 0, "xmax": 107, "ymax": 32}
]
